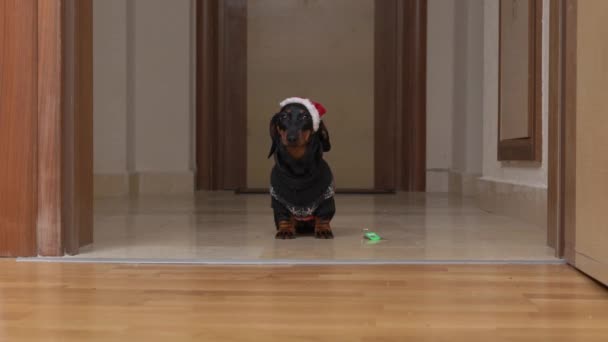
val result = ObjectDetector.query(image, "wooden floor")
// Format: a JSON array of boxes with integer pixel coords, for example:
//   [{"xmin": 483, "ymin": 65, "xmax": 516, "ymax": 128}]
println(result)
[{"xmin": 1, "ymin": 261, "xmax": 607, "ymax": 341}]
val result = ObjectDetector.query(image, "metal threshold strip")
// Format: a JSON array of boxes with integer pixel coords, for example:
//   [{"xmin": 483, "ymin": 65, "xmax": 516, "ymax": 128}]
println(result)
[{"xmin": 18, "ymin": 257, "xmax": 566, "ymax": 265}]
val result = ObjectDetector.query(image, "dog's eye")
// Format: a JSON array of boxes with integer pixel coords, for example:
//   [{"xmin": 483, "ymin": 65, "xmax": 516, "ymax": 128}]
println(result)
[{"xmin": 299, "ymin": 115, "xmax": 309, "ymax": 121}]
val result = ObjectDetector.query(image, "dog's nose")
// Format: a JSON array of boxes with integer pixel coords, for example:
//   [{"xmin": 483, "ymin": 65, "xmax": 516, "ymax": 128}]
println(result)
[{"xmin": 287, "ymin": 135, "xmax": 297, "ymax": 143}]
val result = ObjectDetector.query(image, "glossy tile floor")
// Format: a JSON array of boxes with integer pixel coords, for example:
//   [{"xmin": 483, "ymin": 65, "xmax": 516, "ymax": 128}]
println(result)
[{"xmin": 75, "ymin": 192, "xmax": 557, "ymax": 261}]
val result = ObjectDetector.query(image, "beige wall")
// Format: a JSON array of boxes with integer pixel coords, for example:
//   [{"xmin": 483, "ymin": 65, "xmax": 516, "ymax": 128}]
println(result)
[
  {"xmin": 92, "ymin": 0, "xmax": 550, "ymax": 197},
  {"xmin": 131, "ymin": 0, "xmax": 194, "ymax": 173},
  {"xmin": 481, "ymin": 0, "xmax": 549, "ymax": 188},
  {"xmin": 93, "ymin": 0, "xmax": 128, "ymax": 174},
  {"xmin": 452, "ymin": 0, "xmax": 484, "ymax": 176},
  {"xmin": 426, "ymin": 0, "xmax": 483, "ymax": 193},
  {"xmin": 475, "ymin": 0, "xmax": 549, "ymax": 230},
  {"xmin": 93, "ymin": 0, "xmax": 195, "ymax": 195},
  {"xmin": 246, "ymin": 0, "xmax": 375, "ymax": 189},
  {"xmin": 426, "ymin": 0, "xmax": 549, "ymax": 198},
  {"xmin": 426, "ymin": 0, "xmax": 455, "ymax": 192}
]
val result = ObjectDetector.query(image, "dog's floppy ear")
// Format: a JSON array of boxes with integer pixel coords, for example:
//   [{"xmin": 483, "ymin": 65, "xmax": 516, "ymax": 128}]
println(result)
[
  {"xmin": 318, "ymin": 121, "xmax": 331, "ymax": 152},
  {"xmin": 268, "ymin": 113, "xmax": 280, "ymax": 158}
]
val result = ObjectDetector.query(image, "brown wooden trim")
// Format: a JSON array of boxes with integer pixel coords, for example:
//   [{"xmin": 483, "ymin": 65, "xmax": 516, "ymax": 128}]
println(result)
[
  {"xmin": 374, "ymin": 0, "xmax": 398, "ymax": 191},
  {"xmin": 528, "ymin": 0, "xmax": 544, "ymax": 162},
  {"xmin": 37, "ymin": 0, "xmax": 64, "ymax": 256},
  {"xmin": 497, "ymin": 138, "xmax": 536, "ymax": 161},
  {"xmin": 533, "ymin": 0, "xmax": 543, "ymax": 161},
  {"xmin": 34, "ymin": 0, "xmax": 94, "ymax": 256},
  {"xmin": 400, "ymin": 0, "xmax": 427, "ymax": 191},
  {"xmin": 196, "ymin": 0, "xmax": 220, "ymax": 190},
  {"xmin": 218, "ymin": 0, "xmax": 247, "ymax": 190},
  {"xmin": 562, "ymin": 0, "xmax": 577, "ymax": 264},
  {"xmin": 75, "ymin": 0, "xmax": 94, "ymax": 247},
  {"xmin": 374, "ymin": 0, "xmax": 427, "ymax": 192},
  {"xmin": 1, "ymin": 0, "xmax": 90, "ymax": 257},
  {"xmin": 62, "ymin": 0, "xmax": 78, "ymax": 254},
  {"xmin": 196, "ymin": 0, "xmax": 246, "ymax": 190},
  {"xmin": 59, "ymin": 0, "xmax": 94, "ymax": 255},
  {"xmin": 0, "ymin": 0, "xmax": 38, "ymax": 257},
  {"xmin": 497, "ymin": 0, "xmax": 543, "ymax": 162},
  {"xmin": 547, "ymin": 0, "xmax": 563, "ymax": 253}
]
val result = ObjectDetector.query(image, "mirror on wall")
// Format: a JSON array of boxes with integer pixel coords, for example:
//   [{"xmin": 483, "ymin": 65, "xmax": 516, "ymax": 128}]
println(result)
[{"xmin": 498, "ymin": 0, "xmax": 542, "ymax": 161}]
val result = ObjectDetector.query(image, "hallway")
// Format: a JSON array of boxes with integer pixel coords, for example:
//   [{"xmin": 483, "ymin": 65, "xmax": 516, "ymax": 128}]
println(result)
[{"xmin": 68, "ymin": 192, "xmax": 557, "ymax": 262}]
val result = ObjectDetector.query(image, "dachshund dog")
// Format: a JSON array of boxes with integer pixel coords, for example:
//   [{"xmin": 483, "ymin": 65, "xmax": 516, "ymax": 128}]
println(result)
[{"xmin": 268, "ymin": 97, "xmax": 335, "ymax": 239}]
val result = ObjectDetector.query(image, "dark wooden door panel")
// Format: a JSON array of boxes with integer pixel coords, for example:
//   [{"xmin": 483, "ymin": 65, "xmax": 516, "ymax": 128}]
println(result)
[
  {"xmin": 61, "ymin": 0, "xmax": 94, "ymax": 254},
  {"xmin": 75, "ymin": 0, "xmax": 94, "ymax": 248}
]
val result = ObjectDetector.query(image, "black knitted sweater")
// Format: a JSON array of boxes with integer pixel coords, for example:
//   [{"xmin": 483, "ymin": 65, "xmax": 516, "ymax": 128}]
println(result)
[{"xmin": 269, "ymin": 134, "xmax": 335, "ymax": 219}]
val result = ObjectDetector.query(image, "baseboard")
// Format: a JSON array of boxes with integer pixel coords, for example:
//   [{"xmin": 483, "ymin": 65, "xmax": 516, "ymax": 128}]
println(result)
[
  {"xmin": 477, "ymin": 178, "xmax": 547, "ymax": 229},
  {"xmin": 426, "ymin": 169, "xmax": 450, "ymax": 192},
  {"xmin": 131, "ymin": 171, "xmax": 195, "ymax": 195},
  {"xmin": 94, "ymin": 171, "xmax": 195, "ymax": 197},
  {"xmin": 448, "ymin": 170, "xmax": 480, "ymax": 196},
  {"xmin": 94, "ymin": 173, "xmax": 130, "ymax": 197}
]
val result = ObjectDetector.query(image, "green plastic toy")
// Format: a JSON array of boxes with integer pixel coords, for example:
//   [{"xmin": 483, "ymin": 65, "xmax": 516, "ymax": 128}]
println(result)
[{"xmin": 363, "ymin": 231, "xmax": 382, "ymax": 241}]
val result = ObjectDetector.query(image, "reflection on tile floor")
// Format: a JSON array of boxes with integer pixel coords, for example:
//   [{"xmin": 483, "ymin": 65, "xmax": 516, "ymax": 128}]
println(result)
[{"xmin": 74, "ymin": 192, "xmax": 557, "ymax": 261}]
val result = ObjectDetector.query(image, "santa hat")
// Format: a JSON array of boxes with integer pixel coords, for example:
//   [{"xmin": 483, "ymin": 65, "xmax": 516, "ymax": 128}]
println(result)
[{"xmin": 279, "ymin": 97, "xmax": 326, "ymax": 132}]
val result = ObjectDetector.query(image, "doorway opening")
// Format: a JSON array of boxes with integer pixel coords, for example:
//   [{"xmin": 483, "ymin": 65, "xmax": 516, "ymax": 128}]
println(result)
[
  {"xmin": 195, "ymin": 0, "xmax": 425, "ymax": 192},
  {"xmin": 80, "ymin": 0, "xmax": 557, "ymax": 262}
]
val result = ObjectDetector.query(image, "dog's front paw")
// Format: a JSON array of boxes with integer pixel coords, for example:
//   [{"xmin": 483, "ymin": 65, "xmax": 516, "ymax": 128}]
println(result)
[
  {"xmin": 314, "ymin": 218, "xmax": 334, "ymax": 239},
  {"xmin": 315, "ymin": 229, "xmax": 334, "ymax": 239},
  {"xmin": 275, "ymin": 229, "xmax": 295, "ymax": 239},
  {"xmin": 275, "ymin": 220, "xmax": 295, "ymax": 239}
]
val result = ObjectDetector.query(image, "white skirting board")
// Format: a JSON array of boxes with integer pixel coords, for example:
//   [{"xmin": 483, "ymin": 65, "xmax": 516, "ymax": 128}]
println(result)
[
  {"xmin": 94, "ymin": 171, "xmax": 195, "ymax": 196},
  {"xmin": 477, "ymin": 178, "xmax": 548, "ymax": 229}
]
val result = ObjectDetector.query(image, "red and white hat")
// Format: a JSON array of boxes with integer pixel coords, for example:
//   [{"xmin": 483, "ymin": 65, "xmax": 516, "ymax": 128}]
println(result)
[{"xmin": 279, "ymin": 97, "xmax": 326, "ymax": 132}]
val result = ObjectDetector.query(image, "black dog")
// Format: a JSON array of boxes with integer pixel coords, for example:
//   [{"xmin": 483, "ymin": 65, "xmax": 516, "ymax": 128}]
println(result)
[{"xmin": 268, "ymin": 98, "xmax": 335, "ymax": 239}]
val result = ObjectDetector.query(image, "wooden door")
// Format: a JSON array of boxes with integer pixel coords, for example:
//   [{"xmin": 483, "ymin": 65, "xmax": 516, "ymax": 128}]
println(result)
[
  {"xmin": 563, "ymin": 0, "xmax": 608, "ymax": 285},
  {"xmin": 0, "ymin": 0, "xmax": 93, "ymax": 257}
]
